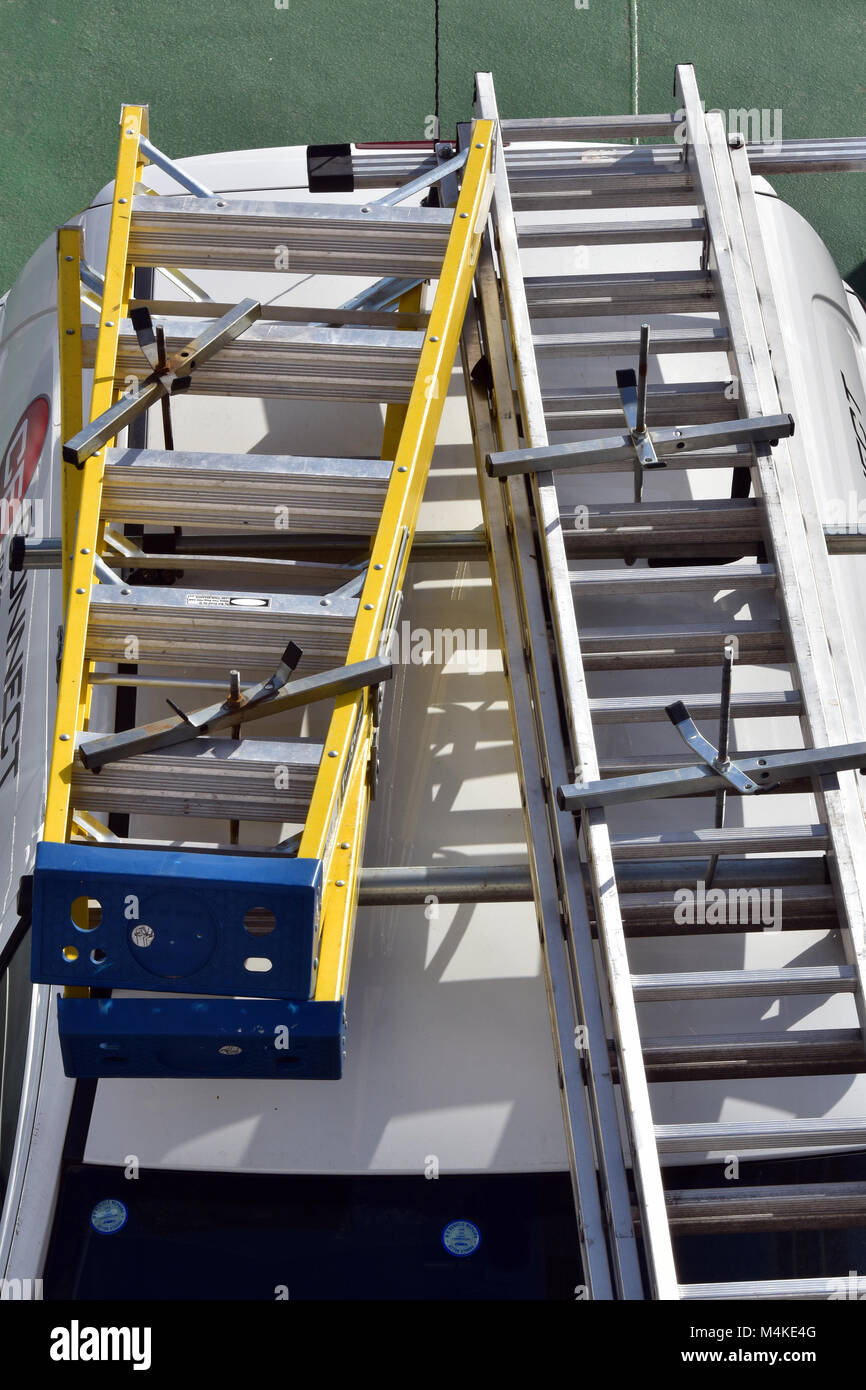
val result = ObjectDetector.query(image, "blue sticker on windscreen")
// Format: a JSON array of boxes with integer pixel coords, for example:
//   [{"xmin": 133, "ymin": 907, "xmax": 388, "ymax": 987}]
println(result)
[
  {"xmin": 441, "ymin": 1219, "xmax": 481, "ymax": 1257},
  {"xmin": 90, "ymin": 1199, "xmax": 128, "ymax": 1234}
]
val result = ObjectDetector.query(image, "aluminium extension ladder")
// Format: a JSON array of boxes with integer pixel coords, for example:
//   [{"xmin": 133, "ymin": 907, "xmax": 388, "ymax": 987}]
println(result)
[
  {"xmin": 24, "ymin": 105, "xmax": 494, "ymax": 1079},
  {"xmin": 457, "ymin": 67, "xmax": 866, "ymax": 1299}
]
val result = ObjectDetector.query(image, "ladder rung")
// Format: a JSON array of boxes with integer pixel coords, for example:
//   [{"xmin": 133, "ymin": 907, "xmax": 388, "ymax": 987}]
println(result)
[
  {"xmin": 507, "ymin": 146, "xmax": 685, "ymax": 171},
  {"xmin": 524, "ymin": 269, "xmax": 716, "ymax": 317},
  {"xmin": 656, "ymin": 1116, "xmax": 866, "ymax": 1154},
  {"xmin": 519, "ymin": 217, "xmax": 706, "ymax": 249},
  {"xmin": 566, "ymin": 499, "xmax": 760, "ymax": 559},
  {"xmin": 129, "ymin": 298, "xmax": 430, "ymax": 331},
  {"xmin": 634, "ymin": 965, "xmax": 855, "ymax": 1002},
  {"xmin": 582, "ymin": 620, "xmax": 787, "ymax": 669},
  {"xmin": 500, "ymin": 114, "xmax": 681, "ymax": 141},
  {"xmin": 99, "ymin": 553, "xmax": 361, "ymax": 588},
  {"xmin": 87, "ymin": 586, "xmax": 355, "ymax": 674},
  {"xmin": 680, "ymin": 1275, "xmax": 866, "ymax": 1300},
  {"xmin": 610, "ymin": 823, "xmax": 828, "ymax": 858},
  {"xmin": 507, "ymin": 159, "xmax": 699, "ymax": 220},
  {"xmin": 86, "ymin": 322, "xmax": 422, "ymax": 403},
  {"xmin": 576, "ymin": 499, "xmax": 759, "ymax": 526},
  {"xmin": 591, "ymin": 688, "xmax": 799, "ymax": 723},
  {"xmin": 70, "ymin": 737, "xmax": 322, "ymax": 821},
  {"xmin": 544, "ymin": 382, "xmax": 739, "ymax": 432},
  {"xmin": 666, "ymin": 1182, "xmax": 866, "ymax": 1235},
  {"xmin": 129, "ymin": 195, "xmax": 453, "ymax": 276},
  {"xmin": 534, "ymin": 325, "xmax": 728, "ymax": 356},
  {"xmin": 507, "ymin": 149, "xmax": 686, "ymax": 179},
  {"xmin": 511, "ymin": 186, "xmax": 699, "ymax": 213},
  {"xmin": 621, "ymin": 885, "xmax": 836, "ymax": 934},
  {"xmin": 643, "ymin": 1029, "xmax": 863, "ymax": 1083},
  {"xmin": 509, "ymin": 162, "xmax": 692, "ymax": 193},
  {"xmin": 571, "ymin": 562, "xmax": 774, "ymax": 596},
  {"xmin": 102, "ymin": 448, "xmax": 390, "ymax": 532}
]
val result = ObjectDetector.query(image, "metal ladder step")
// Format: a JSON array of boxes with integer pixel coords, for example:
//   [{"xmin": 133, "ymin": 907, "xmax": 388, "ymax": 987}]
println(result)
[
  {"xmin": 535, "ymin": 325, "xmax": 729, "ymax": 357},
  {"xmin": 634, "ymin": 965, "xmax": 855, "ymax": 1002},
  {"xmin": 571, "ymin": 562, "xmax": 775, "ymax": 597},
  {"xmin": 567, "ymin": 497, "xmax": 761, "ymax": 547},
  {"xmin": 680, "ymin": 1275, "xmax": 866, "ymax": 1300},
  {"xmin": 509, "ymin": 180, "xmax": 698, "ymax": 213},
  {"xmin": 102, "ymin": 448, "xmax": 390, "ymax": 532},
  {"xmin": 666, "ymin": 1181, "xmax": 866, "ymax": 1234},
  {"xmin": 128, "ymin": 195, "xmax": 454, "ymax": 276},
  {"xmin": 94, "ymin": 553, "xmax": 361, "ymax": 589},
  {"xmin": 591, "ymin": 689, "xmax": 800, "ymax": 723},
  {"xmin": 544, "ymin": 381, "xmax": 739, "ymax": 431},
  {"xmin": 500, "ymin": 113, "xmax": 681, "ymax": 141},
  {"xmin": 506, "ymin": 152, "xmax": 694, "ymax": 213},
  {"xmin": 85, "ymin": 321, "xmax": 422, "ymax": 403},
  {"xmin": 524, "ymin": 269, "xmax": 716, "ymax": 317},
  {"xmin": 508, "ymin": 150, "xmax": 688, "ymax": 182},
  {"xmin": 581, "ymin": 620, "xmax": 787, "ymax": 670},
  {"xmin": 518, "ymin": 216, "xmax": 706, "ymax": 249},
  {"xmin": 610, "ymin": 823, "xmax": 829, "ymax": 858},
  {"xmin": 70, "ymin": 737, "xmax": 323, "ymax": 821},
  {"xmin": 86, "ymin": 585, "xmax": 356, "ymax": 673},
  {"xmin": 128, "ymin": 297, "xmax": 431, "ymax": 332},
  {"xmin": 656, "ymin": 1117, "xmax": 866, "ymax": 1154}
]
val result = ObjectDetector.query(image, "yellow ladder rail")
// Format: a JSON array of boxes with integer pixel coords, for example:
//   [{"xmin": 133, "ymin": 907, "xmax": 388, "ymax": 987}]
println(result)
[
  {"xmin": 302, "ymin": 120, "xmax": 495, "ymax": 1006},
  {"xmin": 45, "ymin": 105, "xmax": 148, "ymax": 844}
]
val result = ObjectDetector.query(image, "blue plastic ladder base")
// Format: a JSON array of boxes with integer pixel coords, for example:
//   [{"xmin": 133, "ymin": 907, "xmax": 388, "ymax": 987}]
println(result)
[
  {"xmin": 33, "ymin": 841, "xmax": 322, "ymax": 999},
  {"xmin": 57, "ymin": 996, "xmax": 344, "ymax": 1080}
]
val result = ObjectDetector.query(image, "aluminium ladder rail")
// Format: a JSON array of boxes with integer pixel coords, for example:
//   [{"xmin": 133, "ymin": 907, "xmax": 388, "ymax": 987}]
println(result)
[
  {"xmin": 29, "ymin": 104, "xmax": 494, "ymax": 1078},
  {"xmin": 463, "ymin": 67, "xmax": 866, "ymax": 1299}
]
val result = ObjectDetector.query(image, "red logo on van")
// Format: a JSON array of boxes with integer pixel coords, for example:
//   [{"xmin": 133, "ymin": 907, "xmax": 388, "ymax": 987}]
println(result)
[{"xmin": 1, "ymin": 395, "xmax": 49, "ymax": 533}]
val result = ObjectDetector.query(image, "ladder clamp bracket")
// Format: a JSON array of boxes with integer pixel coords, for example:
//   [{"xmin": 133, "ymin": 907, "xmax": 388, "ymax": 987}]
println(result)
[
  {"xmin": 63, "ymin": 297, "xmax": 262, "ymax": 467},
  {"xmin": 557, "ymin": 740, "xmax": 866, "ymax": 813},
  {"xmin": 665, "ymin": 698, "xmax": 758, "ymax": 794},
  {"xmin": 78, "ymin": 652, "xmax": 392, "ymax": 771},
  {"xmin": 616, "ymin": 325, "xmax": 661, "ymax": 501},
  {"xmin": 485, "ymin": 413, "xmax": 795, "ymax": 479}
]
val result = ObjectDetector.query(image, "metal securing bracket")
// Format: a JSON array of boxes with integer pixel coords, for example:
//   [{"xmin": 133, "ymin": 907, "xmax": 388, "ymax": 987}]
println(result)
[
  {"xmin": 486, "ymin": 412, "xmax": 795, "ymax": 481},
  {"xmin": 615, "ymin": 323, "xmax": 666, "ymax": 501},
  {"xmin": 79, "ymin": 648, "xmax": 392, "ymax": 771},
  {"xmin": 557, "ymin": 738, "xmax": 866, "ymax": 813},
  {"xmin": 63, "ymin": 297, "xmax": 262, "ymax": 467}
]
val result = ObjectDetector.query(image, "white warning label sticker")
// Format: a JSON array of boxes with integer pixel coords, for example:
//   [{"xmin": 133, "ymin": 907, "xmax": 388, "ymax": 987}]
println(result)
[{"xmin": 185, "ymin": 594, "xmax": 272, "ymax": 608}]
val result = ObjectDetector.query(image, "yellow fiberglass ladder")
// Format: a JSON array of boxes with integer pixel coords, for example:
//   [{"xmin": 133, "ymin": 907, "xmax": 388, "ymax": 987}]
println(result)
[
  {"xmin": 455, "ymin": 67, "xmax": 866, "ymax": 1299},
  {"xmin": 24, "ymin": 105, "xmax": 493, "ymax": 1081}
]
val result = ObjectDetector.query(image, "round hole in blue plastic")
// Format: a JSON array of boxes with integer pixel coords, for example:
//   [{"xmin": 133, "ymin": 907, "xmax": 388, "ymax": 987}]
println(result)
[
  {"xmin": 71, "ymin": 896, "xmax": 102, "ymax": 930},
  {"xmin": 243, "ymin": 907, "xmax": 276, "ymax": 937}
]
